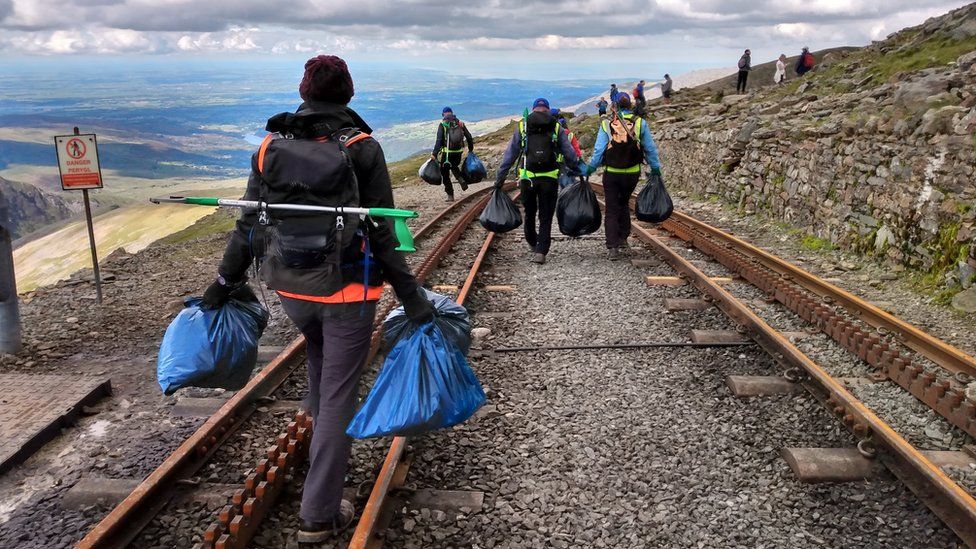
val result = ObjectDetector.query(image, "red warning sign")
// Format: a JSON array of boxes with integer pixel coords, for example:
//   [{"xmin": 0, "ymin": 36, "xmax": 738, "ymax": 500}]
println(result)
[{"xmin": 55, "ymin": 133, "xmax": 103, "ymax": 190}]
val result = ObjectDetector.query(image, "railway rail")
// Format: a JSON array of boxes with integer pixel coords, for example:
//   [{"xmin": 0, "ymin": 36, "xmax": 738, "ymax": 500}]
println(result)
[{"xmin": 598, "ymin": 182, "xmax": 976, "ymax": 546}]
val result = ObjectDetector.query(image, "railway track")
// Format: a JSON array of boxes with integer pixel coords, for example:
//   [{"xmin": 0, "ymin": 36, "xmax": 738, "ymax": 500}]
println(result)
[
  {"xmin": 75, "ymin": 185, "xmax": 500, "ymax": 549},
  {"xmin": 593, "ymin": 181, "xmax": 976, "ymax": 546},
  {"xmin": 73, "ymin": 179, "xmax": 976, "ymax": 547}
]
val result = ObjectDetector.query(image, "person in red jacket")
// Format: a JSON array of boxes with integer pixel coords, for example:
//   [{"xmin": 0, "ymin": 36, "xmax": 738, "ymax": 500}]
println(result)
[
  {"xmin": 558, "ymin": 117, "xmax": 582, "ymax": 158},
  {"xmin": 201, "ymin": 55, "xmax": 435, "ymax": 543}
]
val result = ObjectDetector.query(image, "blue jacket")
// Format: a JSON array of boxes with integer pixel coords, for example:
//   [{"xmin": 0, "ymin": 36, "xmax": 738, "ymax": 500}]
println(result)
[
  {"xmin": 584, "ymin": 110, "xmax": 662, "ymax": 172},
  {"xmin": 495, "ymin": 118, "xmax": 581, "ymax": 183},
  {"xmin": 609, "ymin": 88, "xmax": 621, "ymax": 103}
]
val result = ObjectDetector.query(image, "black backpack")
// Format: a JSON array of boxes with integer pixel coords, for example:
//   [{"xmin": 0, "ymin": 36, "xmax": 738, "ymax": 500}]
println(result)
[
  {"xmin": 256, "ymin": 128, "xmax": 365, "ymax": 271},
  {"xmin": 521, "ymin": 111, "xmax": 559, "ymax": 174},
  {"xmin": 444, "ymin": 121, "xmax": 465, "ymax": 153},
  {"xmin": 602, "ymin": 114, "xmax": 644, "ymax": 170}
]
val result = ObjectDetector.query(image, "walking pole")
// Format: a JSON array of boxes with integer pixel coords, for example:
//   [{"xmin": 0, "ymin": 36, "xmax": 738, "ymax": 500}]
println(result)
[{"xmin": 150, "ymin": 197, "xmax": 421, "ymax": 252}]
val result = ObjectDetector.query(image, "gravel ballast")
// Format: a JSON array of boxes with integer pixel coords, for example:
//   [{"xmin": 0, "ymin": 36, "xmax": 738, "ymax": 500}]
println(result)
[{"xmin": 381, "ymin": 219, "xmax": 958, "ymax": 547}]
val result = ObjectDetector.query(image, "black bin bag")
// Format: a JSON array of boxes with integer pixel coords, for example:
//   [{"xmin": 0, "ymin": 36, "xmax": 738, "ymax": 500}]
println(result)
[
  {"xmin": 635, "ymin": 172, "xmax": 673, "ymax": 223},
  {"xmin": 461, "ymin": 153, "xmax": 487, "ymax": 183},
  {"xmin": 419, "ymin": 158, "xmax": 442, "ymax": 185},
  {"xmin": 479, "ymin": 189, "xmax": 522, "ymax": 233},
  {"xmin": 556, "ymin": 178, "xmax": 602, "ymax": 237}
]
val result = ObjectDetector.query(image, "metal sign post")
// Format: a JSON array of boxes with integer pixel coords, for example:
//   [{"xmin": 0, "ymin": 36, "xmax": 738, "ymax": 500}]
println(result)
[
  {"xmin": 0, "ymin": 210, "xmax": 22, "ymax": 354},
  {"xmin": 54, "ymin": 127, "xmax": 104, "ymax": 303}
]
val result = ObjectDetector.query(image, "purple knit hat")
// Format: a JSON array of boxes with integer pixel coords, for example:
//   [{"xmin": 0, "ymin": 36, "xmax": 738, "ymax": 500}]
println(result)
[{"xmin": 299, "ymin": 55, "xmax": 355, "ymax": 104}]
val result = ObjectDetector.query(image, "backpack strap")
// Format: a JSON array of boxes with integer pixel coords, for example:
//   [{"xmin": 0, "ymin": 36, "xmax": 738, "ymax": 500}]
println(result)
[
  {"xmin": 257, "ymin": 133, "xmax": 274, "ymax": 175},
  {"xmin": 341, "ymin": 131, "xmax": 372, "ymax": 147}
]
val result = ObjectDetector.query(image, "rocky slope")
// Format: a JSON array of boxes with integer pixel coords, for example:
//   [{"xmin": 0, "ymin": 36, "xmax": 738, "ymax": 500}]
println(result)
[
  {"xmin": 648, "ymin": 2, "xmax": 976, "ymax": 307},
  {"xmin": 0, "ymin": 177, "xmax": 75, "ymax": 240}
]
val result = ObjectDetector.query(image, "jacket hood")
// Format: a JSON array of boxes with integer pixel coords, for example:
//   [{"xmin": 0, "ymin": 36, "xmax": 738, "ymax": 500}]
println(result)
[{"xmin": 265, "ymin": 101, "xmax": 373, "ymax": 137}]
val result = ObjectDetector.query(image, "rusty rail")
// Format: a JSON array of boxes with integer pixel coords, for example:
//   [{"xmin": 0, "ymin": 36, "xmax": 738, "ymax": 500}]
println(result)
[
  {"xmin": 659, "ymin": 215, "xmax": 976, "ymax": 440},
  {"xmin": 77, "ymin": 187, "xmax": 495, "ymax": 549},
  {"xmin": 667, "ymin": 211, "xmax": 976, "ymax": 379},
  {"xmin": 629, "ymin": 220, "xmax": 976, "ymax": 546},
  {"xmin": 350, "ymin": 194, "xmax": 508, "ymax": 549}
]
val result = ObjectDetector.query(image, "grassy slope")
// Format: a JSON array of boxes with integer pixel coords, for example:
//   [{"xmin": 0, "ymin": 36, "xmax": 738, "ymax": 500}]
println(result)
[{"xmin": 13, "ymin": 203, "xmax": 219, "ymax": 292}]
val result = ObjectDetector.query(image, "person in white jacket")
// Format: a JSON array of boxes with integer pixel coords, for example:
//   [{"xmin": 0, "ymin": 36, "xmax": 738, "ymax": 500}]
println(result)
[{"xmin": 774, "ymin": 54, "xmax": 787, "ymax": 85}]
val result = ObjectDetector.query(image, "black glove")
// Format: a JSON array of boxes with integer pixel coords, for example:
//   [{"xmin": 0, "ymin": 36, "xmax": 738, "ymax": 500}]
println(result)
[
  {"xmin": 201, "ymin": 277, "xmax": 256, "ymax": 310},
  {"xmin": 400, "ymin": 287, "xmax": 435, "ymax": 325}
]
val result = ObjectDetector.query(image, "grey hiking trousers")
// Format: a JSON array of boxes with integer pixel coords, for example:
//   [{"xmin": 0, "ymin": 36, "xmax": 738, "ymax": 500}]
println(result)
[{"xmin": 280, "ymin": 297, "xmax": 377, "ymax": 523}]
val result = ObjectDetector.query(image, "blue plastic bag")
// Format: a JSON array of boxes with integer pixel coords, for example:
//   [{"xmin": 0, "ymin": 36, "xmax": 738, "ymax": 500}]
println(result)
[
  {"xmin": 461, "ymin": 153, "xmax": 487, "ymax": 183},
  {"xmin": 347, "ymin": 299, "xmax": 485, "ymax": 439},
  {"xmin": 382, "ymin": 288, "xmax": 471, "ymax": 354},
  {"xmin": 157, "ymin": 297, "xmax": 269, "ymax": 395}
]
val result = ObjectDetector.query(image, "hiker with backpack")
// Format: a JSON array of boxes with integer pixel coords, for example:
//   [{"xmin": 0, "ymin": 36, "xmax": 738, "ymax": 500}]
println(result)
[
  {"xmin": 736, "ymin": 49, "xmax": 751, "ymax": 93},
  {"xmin": 609, "ymin": 84, "xmax": 621, "ymax": 105},
  {"xmin": 431, "ymin": 107, "xmax": 475, "ymax": 202},
  {"xmin": 582, "ymin": 94, "xmax": 662, "ymax": 260},
  {"xmin": 494, "ymin": 97, "xmax": 581, "ymax": 264},
  {"xmin": 633, "ymin": 80, "xmax": 647, "ymax": 115},
  {"xmin": 201, "ymin": 55, "xmax": 435, "ymax": 544},
  {"xmin": 559, "ymin": 117, "xmax": 582, "ymax": 160},
  {"xmin": 796, "ymin": 47, "xmax": 815, "ymax": 76}
]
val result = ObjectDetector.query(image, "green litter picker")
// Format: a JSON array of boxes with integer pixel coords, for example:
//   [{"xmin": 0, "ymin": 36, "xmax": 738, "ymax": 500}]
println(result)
[{"xmin": 150, "ymin": 196, "xmax": 420, "ymax": 252}]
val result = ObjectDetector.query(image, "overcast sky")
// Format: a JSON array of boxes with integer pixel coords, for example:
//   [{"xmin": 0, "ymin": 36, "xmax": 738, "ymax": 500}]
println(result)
[{"xmin": 0, "ymin": 0, "xmax": 971, "ymax": 77}]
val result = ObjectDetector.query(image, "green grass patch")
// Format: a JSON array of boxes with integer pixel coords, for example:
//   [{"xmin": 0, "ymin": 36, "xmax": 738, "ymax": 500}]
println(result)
[
  {"xmin": 867, "ymin": 35, "xmax": 976, "ymax": 83},
  {"xmin": 387, "ymin": 152, "xmax": 430, "ymax": 188},
  {"xmin": 158, "ymin": 210, "xmax": 238, "ymax": 245},
  {"xmin": 800, "ymin": 234, "xmax": 835, "ymax": 252}
]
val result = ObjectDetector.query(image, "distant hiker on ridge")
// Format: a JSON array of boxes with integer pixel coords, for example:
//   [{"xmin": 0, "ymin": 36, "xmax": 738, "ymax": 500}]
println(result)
[
  {"xmin": 736, "ymin": 49, "xmax": 751, "ymax": 93},
  {"xmin": 494, "ymin": 97, "xmax": 581, "ymax": 264},
  {"xmin": 775, "ymin": 54, "xmax": 787, "ymax": 85},
  {"xmin": 609, "ymin": 84, "xmax": 621, "ymax": 105},
  {"xmin": 796, "ymin": 47, "xmax": 815, "ymax": 76},
  {"xmin": 431, "ymin": 106, "xmax": 474, "ymax": 202},
  {"xmin": 633, "ymin": 80, "xmax": 647, "ymax": 115},
  {"xmin": 596, "ymin": 96, "xmax": 609, "ymax": 116},
  {"xmin": 661, "ymin": 74, "xmax": 673, "ymax": 104},
  {"xmin": 582, "ymin": 94, "xmax": 662, "ymax": 261}
]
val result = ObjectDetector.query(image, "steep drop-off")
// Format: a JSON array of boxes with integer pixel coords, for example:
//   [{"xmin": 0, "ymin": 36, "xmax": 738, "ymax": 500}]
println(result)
[{"xmin": 0, "ymin": 178, "xmax": 74, "ymax": 240}]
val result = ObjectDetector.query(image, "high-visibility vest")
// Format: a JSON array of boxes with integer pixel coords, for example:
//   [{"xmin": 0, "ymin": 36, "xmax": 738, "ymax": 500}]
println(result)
[
  {"xmin": 518, "ymin": 119, "xmax": 561, "ymax": 180},
  {"xmin": 441, "ymin": 121, "xmax": 466, "ymax": 155}
]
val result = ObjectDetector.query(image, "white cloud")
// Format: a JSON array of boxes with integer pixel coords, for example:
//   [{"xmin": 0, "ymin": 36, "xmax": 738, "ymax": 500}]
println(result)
[{"xmin": 0, "ymin": 0, "xmax": 971, "ymax": 58}]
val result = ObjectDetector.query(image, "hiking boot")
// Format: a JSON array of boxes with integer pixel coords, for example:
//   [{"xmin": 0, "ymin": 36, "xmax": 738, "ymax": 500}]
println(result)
[
  {"xmin": 530, "ymin": 253, "xmax": 546, "ymax": 264},
  {"xmin": 445, "ymin": 195, "xmax": 455, "ymax": 203},
  {"xmin": 297, "ymin": 500, "xmax": 355, "ymax": 543},
  {"xmin": 607, "ymin": 248, "xmax": 622, "ymax": 261}
]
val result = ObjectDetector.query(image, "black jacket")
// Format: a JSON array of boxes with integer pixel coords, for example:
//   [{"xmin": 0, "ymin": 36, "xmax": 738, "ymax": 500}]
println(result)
[
  {"xmin": 432, "ymin": 116, "xmax": 474, "ymax": 156},
  {"xmin": 218, "ymin": 101, "xmax": 418, "ymax": 301}
]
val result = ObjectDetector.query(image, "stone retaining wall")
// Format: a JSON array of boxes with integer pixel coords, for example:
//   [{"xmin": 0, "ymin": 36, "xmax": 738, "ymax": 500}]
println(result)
[{"xmin": 655, "ymin": 50, "xmax": 976, "ymax": 290}]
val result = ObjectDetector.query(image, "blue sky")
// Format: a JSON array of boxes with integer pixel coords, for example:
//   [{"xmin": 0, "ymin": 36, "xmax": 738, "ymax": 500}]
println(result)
[{"xmin": 0, "ymin": 0, "xmax": 971, "ymax": 79}]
